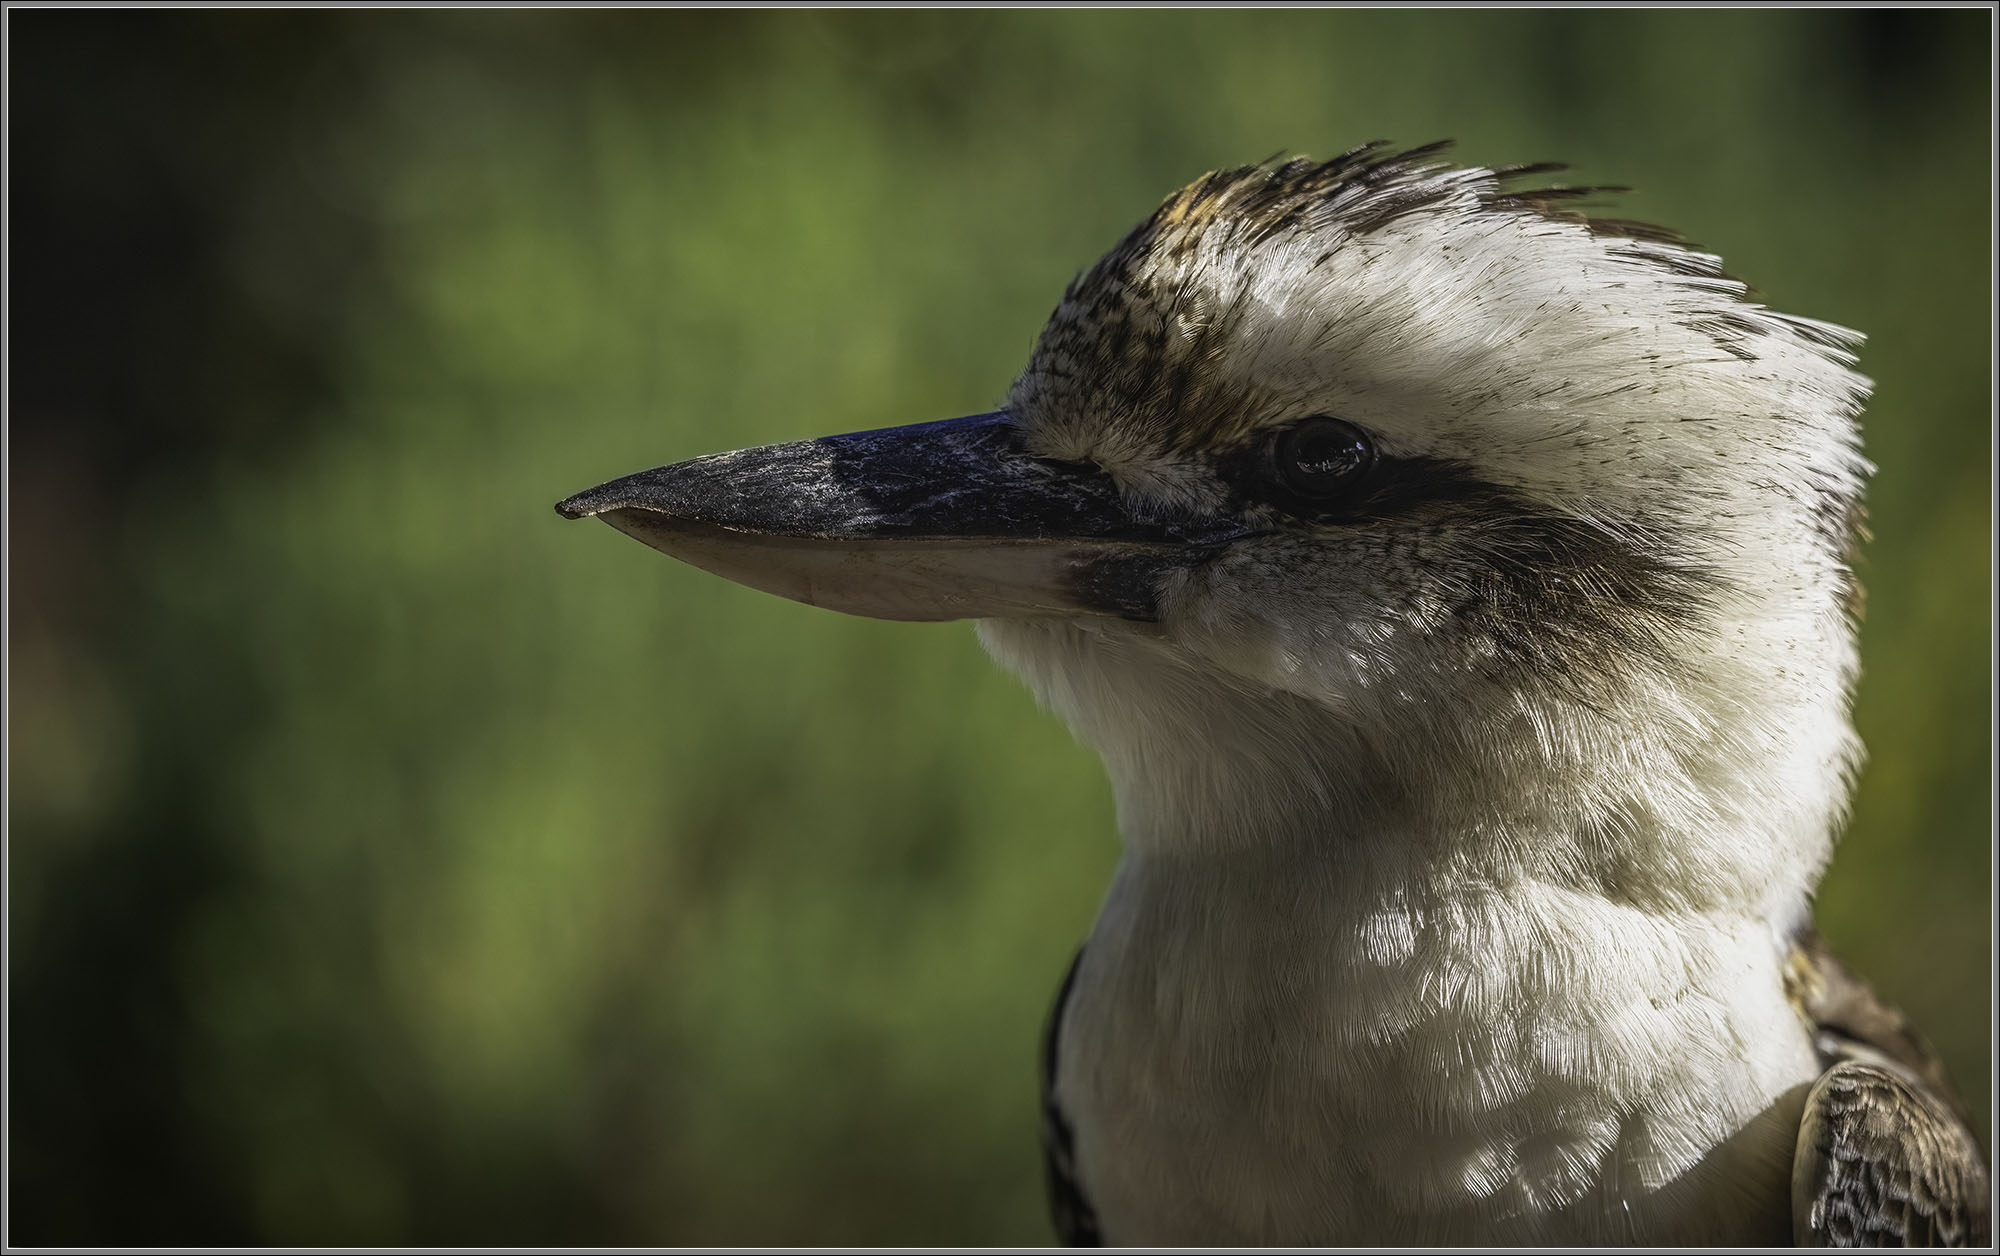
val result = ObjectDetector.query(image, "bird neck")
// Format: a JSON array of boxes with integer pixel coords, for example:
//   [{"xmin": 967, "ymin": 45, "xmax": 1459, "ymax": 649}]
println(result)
[{"xmin": 978, "ymin": 612, "xmax": 1857, "ymax": 924}]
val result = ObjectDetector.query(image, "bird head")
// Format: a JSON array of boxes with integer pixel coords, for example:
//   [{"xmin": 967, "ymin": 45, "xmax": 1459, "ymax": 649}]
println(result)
[{"xmin": 560, "ymin": 143, "xmax": 1871, "ymax": 913}]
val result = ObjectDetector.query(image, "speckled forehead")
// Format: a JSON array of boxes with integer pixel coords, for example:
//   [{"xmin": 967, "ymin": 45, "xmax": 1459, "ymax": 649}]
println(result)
[
  {"xmin": 1009, "ymin": 204, "xmax": 1283, "ymax": 465},
  {"xmin": 1007, "ymin": 158, "xmax": 1505, "ymax": 466}
]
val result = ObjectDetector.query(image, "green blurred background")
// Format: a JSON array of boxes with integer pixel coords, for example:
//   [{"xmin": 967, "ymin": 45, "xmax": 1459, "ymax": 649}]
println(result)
[{"xmin": 9, "ymin": 9, "xmax": 1990, "ymax": 1245}]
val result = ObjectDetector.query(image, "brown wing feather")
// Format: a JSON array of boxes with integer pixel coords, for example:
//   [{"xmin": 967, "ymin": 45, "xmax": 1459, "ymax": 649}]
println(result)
[
  {"xmin": 1042, "ymin": 949, "xmax": 1101, "ymax": 1246},
  {"xmin": 1787, "ymin": 930, "xmax": 1991, "ymax": 1246}
]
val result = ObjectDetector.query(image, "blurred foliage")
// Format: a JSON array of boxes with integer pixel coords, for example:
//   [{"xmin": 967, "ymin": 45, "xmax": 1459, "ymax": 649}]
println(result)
[{"xmin": 7, "ymin": 8, "xmax": 1990, "ymax": 1246}]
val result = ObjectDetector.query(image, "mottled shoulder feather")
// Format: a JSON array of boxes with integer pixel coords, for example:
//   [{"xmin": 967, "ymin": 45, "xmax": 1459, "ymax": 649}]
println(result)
[
  {"xmin": 1786, "ymin": 930, "xmax": 1991, "ymax": 1246},
  {"xmin": 1793, "ymin": 1061, "xmax": 1991, "ymax": 1246},
  {"xmin": 1042, "ymin": 949, "xmax": 1100, "ymax": 1246}
]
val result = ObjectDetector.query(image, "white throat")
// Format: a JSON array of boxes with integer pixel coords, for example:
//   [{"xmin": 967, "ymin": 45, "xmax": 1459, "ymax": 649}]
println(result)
[{"xmin": 980, "ymin": 595, "xmax": 1854, "ymax": 917}]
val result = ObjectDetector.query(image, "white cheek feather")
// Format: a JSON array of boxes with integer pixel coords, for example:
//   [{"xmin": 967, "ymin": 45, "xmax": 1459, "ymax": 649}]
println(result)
[{"xmin": 983, "ymin": 153, "xmax": 1875, "ymax": 1243}]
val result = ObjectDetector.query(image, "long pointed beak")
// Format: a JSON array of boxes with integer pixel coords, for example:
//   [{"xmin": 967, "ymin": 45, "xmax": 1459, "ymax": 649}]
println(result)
[{"xmin": 555, "ymin": 411, "xmax": 1245, "ymax": 622}]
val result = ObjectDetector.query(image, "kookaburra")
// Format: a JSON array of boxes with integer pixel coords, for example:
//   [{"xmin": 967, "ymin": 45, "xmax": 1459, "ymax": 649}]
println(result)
[{"xmin": 558, "ymin": 142, "xmax": 1989, "ymax": 1246}]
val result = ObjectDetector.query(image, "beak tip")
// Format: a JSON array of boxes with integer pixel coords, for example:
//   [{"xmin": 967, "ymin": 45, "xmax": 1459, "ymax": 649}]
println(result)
[{"xmin": 555, "ymin": 491, "xmax": 604, "ymax": 520}]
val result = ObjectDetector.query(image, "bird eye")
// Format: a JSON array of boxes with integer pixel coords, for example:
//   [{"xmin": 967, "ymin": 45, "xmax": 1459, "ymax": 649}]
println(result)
[{"xmin": 1271, "ymin": 417, "xmax": 1374, "ymax": 500}]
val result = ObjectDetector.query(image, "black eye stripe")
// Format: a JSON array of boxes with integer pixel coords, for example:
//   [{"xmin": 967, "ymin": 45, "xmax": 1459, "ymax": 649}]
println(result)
[
  {"xmin": 1213, "ymin": 421, "xmax": 1526, "ymax": 524},
  {"xmin": 1212, "ymin": 416, "xmax": 1379, "ymax": 520}
]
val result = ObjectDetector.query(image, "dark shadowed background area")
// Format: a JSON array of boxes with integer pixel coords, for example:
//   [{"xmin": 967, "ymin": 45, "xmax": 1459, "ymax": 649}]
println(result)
[{"xmin": 8, "ymin": 9, "xmax": 1991, "ymax": 1245}]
